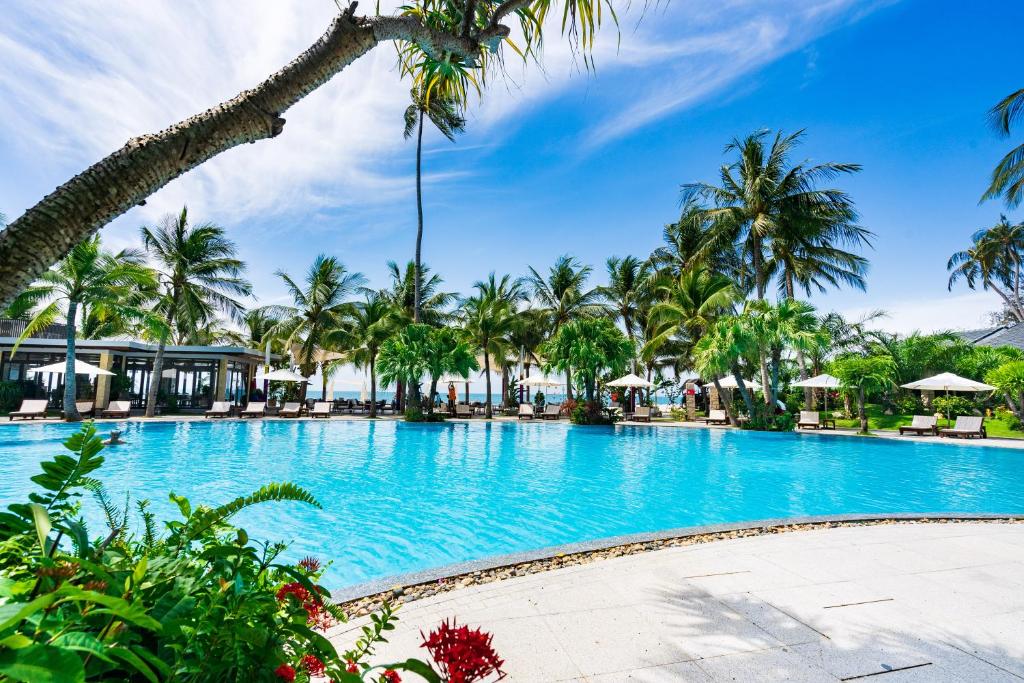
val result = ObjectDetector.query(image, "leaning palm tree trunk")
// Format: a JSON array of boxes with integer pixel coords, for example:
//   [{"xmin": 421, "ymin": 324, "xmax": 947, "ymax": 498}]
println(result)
[
  {"xmin": 712, "ymin": 378, "xmax": 735, "ymax": 426},
  {"xmin": 369, "ymin": 355, "xmax": 378, "ymax": 418},
  {"xmin": 145, "ymin": 332, "xmax": 171, "ymax": 418},
  {"xmin": 483, "ymin": 349, "xmax": 493, "ymax": 419},
  {"xmin": 62, "ymin": 300, "xmax": 81, "ymax": 422},
  {"xmin": 413, "ymin": 109, "xmax": 424, "ymax": 323}
]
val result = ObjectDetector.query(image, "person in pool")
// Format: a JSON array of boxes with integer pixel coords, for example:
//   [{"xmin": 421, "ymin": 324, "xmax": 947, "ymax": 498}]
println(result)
[{"xmin": 103, "ymin": 430, "xmax": 127, "ymax": 446}]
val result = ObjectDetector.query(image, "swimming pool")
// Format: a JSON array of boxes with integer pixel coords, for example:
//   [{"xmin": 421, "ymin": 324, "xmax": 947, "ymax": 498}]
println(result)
[{"xmin": 1, "ymin": 420, "xmax": 1022, "ymax": 587}]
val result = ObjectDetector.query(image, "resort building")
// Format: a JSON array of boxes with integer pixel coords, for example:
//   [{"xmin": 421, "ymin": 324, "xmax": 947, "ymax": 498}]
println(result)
[
  {"xmin": 959, "ymin": 323, "xmax": 1024, "ymax": 351},
  {"xmin": 0, "ymin": 318, "xmax": 268, "ymax": 412}
]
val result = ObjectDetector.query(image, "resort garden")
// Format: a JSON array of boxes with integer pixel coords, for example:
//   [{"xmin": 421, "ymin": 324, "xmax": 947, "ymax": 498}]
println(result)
[{"xmin": 1, "ymin": 0, "xmax": 1024, "ymax": 678}]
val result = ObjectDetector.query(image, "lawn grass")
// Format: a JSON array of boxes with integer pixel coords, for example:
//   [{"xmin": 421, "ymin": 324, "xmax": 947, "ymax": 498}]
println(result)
[{"xmin": 830, "ymin": 403, "xmax": 1024, "ymax": 439}]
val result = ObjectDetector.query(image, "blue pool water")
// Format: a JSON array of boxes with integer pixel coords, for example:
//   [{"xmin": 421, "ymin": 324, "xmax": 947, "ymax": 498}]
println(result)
[{"xmin": 1, "ymin": 421, "xmax": 1022, "ymax": 588}]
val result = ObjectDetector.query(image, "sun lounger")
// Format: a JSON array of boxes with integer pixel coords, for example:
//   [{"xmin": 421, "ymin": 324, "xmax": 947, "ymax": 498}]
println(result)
[
  {"xmin": 541, "ymin": 404, "xmax": 562, "ymax": 420},
  {"xmin": 278, "ymin": 402, "xmax": 302, "ymax": 418},
  {"xmin": 518, "ymin": 404, "xmax": 535, "ymax": 420},
  {"xmin": 632, "ymin": 406, "xmax": 651, "ymax": 422},
  {"xmin": 455, "ymin": 403, "xmax": 474, "ymax": 418},
  {"xmin": 240, "ymin": 402, "xmax": 266, "ymax": 418},
  {"xmin": 100, "ymin": 400, "xmax": 132, "ymax": 419},
  {"xmin": 939, "ymin": 415, "xmax": 986, "ymax": 439},
  {"xmin": 205, "ymin": 401, "xmax": 231, "ymax": 418},
  {"xmin": 797, "ymin": 411, "xmax": 821, "ymax": 429},
  {"xmin": 706, "ymin": 409, "xmax": 729, "ymax": 425},
  {"xmin": 74, "ymin": 401, "xmax": 95, "ymax": 418},
  {"xmin": 10, "ymin": 399, "xmax": 49, "ymax": 420},
  {"xmin": 899, "ymin": 415, "xmax": 938, "ymax": 436},
  {"xmin": 310, "ymin": 402, "xmax": 331, "ymax": 418}
]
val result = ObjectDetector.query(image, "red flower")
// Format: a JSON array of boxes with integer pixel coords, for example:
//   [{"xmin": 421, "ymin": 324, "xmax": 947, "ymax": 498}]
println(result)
[
  {"xmin": 299, "ymin": 556, "xmax": 322, "ymax": 572},
  {"xmin": 274, "ymin": 664, "xmax": 296, "ymax": 682},
  {"xmin": 302, "ymin": 654, "xmax": 325, "ymax": 676},
  {"xmin": 421, "ymin": 619, "xmax": 505, "ymax": 683},
  {"xmin": 276, "ymin": 581, "xmax": 334, "ymax": 631},
  {"xmin": 381, "ymin": 670, "xmax": 401, "ymax": 683},
  {"xmin": 346, "ymin": 659, "xmax": 359, "ymax": 674}
]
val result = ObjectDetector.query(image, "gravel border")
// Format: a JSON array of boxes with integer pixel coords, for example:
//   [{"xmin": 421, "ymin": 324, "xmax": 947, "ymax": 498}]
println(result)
[{"xmin": 336, "ymin": 514, "xmax": 1024, "ymax": 616}]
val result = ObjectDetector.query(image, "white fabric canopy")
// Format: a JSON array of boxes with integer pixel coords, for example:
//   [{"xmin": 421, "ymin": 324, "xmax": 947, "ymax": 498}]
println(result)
[
  {"xmin": 901, "ymin": 372, "xmax": 995, "ymax": 392},
  {"xmin": 257, "ymin": 368, "xmax": 309, "ymax": 383},
  {"xmin": 30, "ymin": 358, "xmax": 114, "ymax": 377},
  {"xmin": 523, "ymin": 375, "xmax": 563, "ymax": 388},
  {"xmin": 792, "ymin": 373, "xmax": 842, "ymax": 389},
  {"xmin": 606, "ymin": 373, "xmax": 655, "ymax": 388},
  {"xmin": 716, "ymin": 375, "xmax": 761, "ymax": 390}
]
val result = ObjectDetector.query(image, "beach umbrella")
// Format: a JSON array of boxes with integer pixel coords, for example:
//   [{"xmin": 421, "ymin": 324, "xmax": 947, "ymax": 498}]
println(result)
[
  {"xmin": 360, "ymin": 381, "xmax": 367, "ymax": 402},
  {"xmin": 606, "ymin": 373, "xmax": 654, "ymax": 410},
  {"xmin": 901, "ymin": 372, "xmax": 996, "ymax": 425},
  {"xmin": 30, "ymin": 358, "xmax": 114, "ymax": 377},
  {"xmin": 792, "ymin": 373, "xmax": 842, "ymax": 413},
  {"xmin": 716, "ymin": 375, "xmax": 761, "ymax": 390},
  {"xmin": 257, "ymin": 368, "xmax": 309, "ymax": 383}
]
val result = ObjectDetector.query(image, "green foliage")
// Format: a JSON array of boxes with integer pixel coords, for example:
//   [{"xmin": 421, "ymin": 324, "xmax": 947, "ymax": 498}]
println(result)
[
  {"xmin": 0, "ymin": 424, "xmax": 430, "ymax": 682},
  {"xmin": 570, "ymin": 400, "xmax": 615, "ymax": 425},
  {"xmin": 0, "ymin": 381, "xmax": 24, "ymax": 413},
  {"xmin": 932, "ymin": 395, "xmax": 977, "ymax": 419},
  {"xmin": 403, "ymin": 407, "xmax": 446, "ymax": 422},
  {"xmin": 541, "ymin": 318, "xmax": 633, "ymax": 402}
]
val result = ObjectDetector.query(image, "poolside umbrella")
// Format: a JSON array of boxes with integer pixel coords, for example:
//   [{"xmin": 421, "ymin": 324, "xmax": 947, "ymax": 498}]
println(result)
[
  {"xmin": 607, "ymin": 373, "xmax": 654, "ymax": 411},
  {"xmin": 257, "ymin": 368, "xmax": 309, "ymax": 383},
  {"xmin": 792, "ymin": 373, "xmax": 842, "ymax": 413},
  {"xmin": 30, "ymin": 358, "xmax": 114, "ymax": 377},
  {"xmin": 901, "ymin": 372, "xmax": 996, "ymax": 425},
  {"xmin": 716, "ymin": 375, "xmax": 761, "ymax": 390}
]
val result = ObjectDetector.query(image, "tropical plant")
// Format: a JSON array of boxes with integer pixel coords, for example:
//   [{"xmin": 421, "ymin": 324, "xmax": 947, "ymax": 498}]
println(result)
[
  {"xmin": 141, "ymin": 207, "xmax": 251, "ymax": 417},
  {"xmin": 947, "ymin": 216, "xmax": 1024, "ymax": 322},
  {"xmin": 404, "ymin": 87, "xmax": 466, "ymax": 323},
  {"xmin": 338, "ymin": 293, "xmax": 397, "ymax": 418},
  {"xmin": 264, "ymin": 254, "xmax": 366, "ymax": 398},
  {"xmin": 461, "ymin": 276, "xmax": 520, "ymax": 418},
  {"xmin": 5, "ymin": 235, "xmax": 159, "ymax": 421},
  {"xmin": 378, "ymin": 324, "xmax": 478, "ymax": 417},
  {"xmin": 540, "ymin": 318, "xmax": 633, "ymax": 405},
  {"xmin": 986, "ymin": 360, "xmax": 1024, "ymax": 419},
  {"xmin": 422, "ymin": 327, "xmax": 478, "ymax": 415},
  {"xmin": 0, "ymin": 0, "xmax": 618, "ymax": 309},
  {"xmin": 384, "ymin": 260, "xmax": 457, "ymax": 327},
  {"xmin": 649, "ymin": 197, "xmax": 741, "ymax": 280},
  {"xmin": 643, "ymin": 266, "xmax": 739, "ymax": 364},
  {"xmin": 830, "ymin": 354, "xmax": 896, "ymax": 433},
  {"xmin": 598, "ymin": 256, "xmax": 652, "ymax": 358},
  {"xmin": 683, "ymin": 129, "xmax": 863, "ymax": 300},
  {"xmin": 982, "ymin": 88, "xmax": 1024, "ymax": 208}
]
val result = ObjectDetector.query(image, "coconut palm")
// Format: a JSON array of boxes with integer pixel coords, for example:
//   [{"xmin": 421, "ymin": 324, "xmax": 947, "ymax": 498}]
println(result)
[
  {"xmin": 692, "ymin": 317, "xmax": 757, "ymax": 424},
  {"xmin": 403, "ymin": 88, "xmax": 466, "ymax": 323},
  {"xmin": 461, "ymin": 277, "xmax": 519, "ymax": 418},
  {"xmin": 649, "ymin": 197, "xmax": 741, "ymax": 280},
  {"xmin": 508, "ymin": 308, "xmax": 548, "ymax": 402},
  {"xmin": 683, "ymin": 129, "xmax": 862, "ymax": 300},
  {"xmin": 264, "ymin": 255, "xmax": 366, "ymax": 398},
  {"xmin": 383, "ymin": 260, "xmax": 457, "ymax": 326},
  {"xmin": 540, "ymin": 318, "xmax": 633, "ymax": 404},
  {"xmin": 599, "ymin": 256, "xmax": 653, "ymax": 356},
  {"xmin": 643, "ymin": 267, "xmax": 740, "ymax": 366},
  {"xmin": 340, "ymin": 293, "xmax": 398, "ymax": 418},
  {"xmin": 947, "ymin": 216, "xmax": 1024, "ymax": 322},
  {"xmin": 982, "ymin": 88, "xmax": 1024, "ymax": 207},
  {"xmin": 7, "ymin": 235, "xmax": 159, "ymax": 421},
  {"xmin": 141, "ymin": 208, "xmax": 251, "ymax": 417},
  {"xmin": 830, "ymin": 354, "xmax": 896, "ymax": 433}
]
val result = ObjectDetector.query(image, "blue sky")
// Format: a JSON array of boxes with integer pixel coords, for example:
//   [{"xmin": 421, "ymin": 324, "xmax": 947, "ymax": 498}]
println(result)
[{"xmin": 1, "ymin": 0, "xmax": 1022, "ymax": 362}]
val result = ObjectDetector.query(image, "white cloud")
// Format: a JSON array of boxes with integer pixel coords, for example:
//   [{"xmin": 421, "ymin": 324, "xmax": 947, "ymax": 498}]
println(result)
[{"xmin": 841, "ymin": 292, "xmax": 1003, "ymax": 336}]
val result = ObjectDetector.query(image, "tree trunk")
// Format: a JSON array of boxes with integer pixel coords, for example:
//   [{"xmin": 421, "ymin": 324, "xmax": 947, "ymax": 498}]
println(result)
[
  {"xmin": 501, "ymin": 366, "xmax": 508, "ymax": 408},
  {"xmin": 63, "ymin": 301, "xmax": 81, "ymax": 422},
  {"xmin": 428, "ymin": 377, "xmax": 438, "ymax": 416},
  {"xmin": 712, "ymin": 378, "xmax": 735, "ymax": 425},
  {"xmin": 413, "ymin": 109, "xmax": 424, "ymax": 324},
  {"xmin": 732, "ymin": 364, "xmax": 755, "ymax": 417},
  {"xmin": 758, "ymin": 351, "xmax": 773, "ymax": 406},
  {"xmin": 321, "ymin": 371, "xmax": 329, "ymax": 402},
  {"xmin": 483, "ymin": 348, "xmax": 493, "ymax": 419},
  {"xmin": 752, "ymin": 233, "xmax": 765, "ymax": 300},
  {"xmin": 0, "ymin": 11, "xmax": 494, "ymax": 309},
  {"xmin": 565, "ymin": 363, "xmax": 573, "ymax": 401},
  {"xmin": 858, "ymin": 386, "xmax": 867, "ymax": 434},
  {"xmin": 369, "ymin": 353, "xmax": 377, "ymax": 418},
  {"xmin": 145, "ymin": 306, "xmax": 175, "ymax": 418}
]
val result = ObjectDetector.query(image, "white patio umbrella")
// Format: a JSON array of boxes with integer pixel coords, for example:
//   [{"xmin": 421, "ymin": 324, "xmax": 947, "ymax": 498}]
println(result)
[
  {"xmin": 792, "ymin": 373, "xmax": 842, "ymax": 413},
  {"xmin": 30, "ymin": 358, "xmax": 114, "ymax": 377},
  {"xmin": 901, "ymin": 372, "xmax": 996, "ymax": 425},
  {"xmin": 716, "ymin": 375, "xmax": 761, "ymax": 390},
  {"xmin": 257, "ymin": 368, "xmax": 309, "ymax": 383},
  {"xmin": 606, "ymin": 373, "xmax": 655, "ymax": 389}
]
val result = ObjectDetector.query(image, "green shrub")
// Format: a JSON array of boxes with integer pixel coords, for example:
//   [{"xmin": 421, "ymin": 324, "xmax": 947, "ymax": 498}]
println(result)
[
  {"xmin": 932, "ymin": 395, "xmax": 977, "ymax": 418},
  {"xmin": 0, "ymin": 423, "xmax": 446, "ymax": 682},
  {"xmin": 0, "ymin": 380, "xmax": 24, "ymax": 413},
  {"xmin": 570, "ymin": 400, "xmax": 616, "ymax": 425},
  {"xmin": 891, "ymin": 394, "xmax": 923, "ymax": 416},
  {"xmin": 404, "ymin": 407, "xmax": 446, "ymax": 422}
]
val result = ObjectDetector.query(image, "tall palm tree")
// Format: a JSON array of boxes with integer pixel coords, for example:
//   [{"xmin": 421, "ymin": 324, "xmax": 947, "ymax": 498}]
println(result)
[
  {"xmin": 340, "ymin": 293, "xmax": 397, "ymax": 418},
  {"xmin": 384, "ymin": 260, "xmax": 457, "ymax": 326},
  {"xmin": 403, "ymin": 87, "xmax": 466, "ymax": 323},
  {"xmin": 982, "ymin": 88, "xmax": 1024, "ymax": 208},
  {"xmin": 7, "ymin": 236, "xmax": 158, "ymax": 421},
  {"xmin": 141, "ymin": 207, "xmax": 251, "ymax": 417},
  {"xmin": 649, "ymin": 197, "xmax": 741, "ymax": 280},
  {"xmin": 508, "ymin": 308, "xmax": 548, "ymax": 402},
  {"xmin": 526, "ymin": 255, "xmax": 606, "ymax": 398},
  {"xmin": 684, "ymin": 129, "xmax": 862, "ymax": 300},
  {"xmin": 642, "ymin": 267, "xmax": 740, "ymax": 365},
  {"xmin": 264, "ymin": 255, "xmax": 366, "ymax": 398},
  {"xmin": 462, "ymin": 276, "xmax": 519, "ymax": 418},
  {"xmin": 948, "ymin": 216, "xmax": 1024, "ymax": 322},
  {"xmin": 599, "ymin": 256, "xmax": 652, "ymax": 359}
]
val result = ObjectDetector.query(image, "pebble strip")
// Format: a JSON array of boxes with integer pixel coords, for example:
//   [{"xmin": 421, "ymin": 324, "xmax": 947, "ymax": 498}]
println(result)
[{"xmin": 338, "ymin": 517, "xmax": 1023, "ymax": 617}]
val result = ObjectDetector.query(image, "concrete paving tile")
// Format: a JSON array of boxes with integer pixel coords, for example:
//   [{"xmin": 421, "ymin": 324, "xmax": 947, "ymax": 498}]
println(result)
[
  {"xmin": 638, "ymin": 596, "xmax": 788, "ymax": 659},
  {"xmin": 788, "ymin": 638, "xmax": 932, "ymax": 681},
  {"xmin": 585, "ymin": 660, "xmax": 713, "ymax": 682},
  {"xmin": 714, "ymin": 592, "xmax": 828, "ymax": 646},
  {"xmin": 696, "ymin": 646, "xmax": 838, "ymax": 682}
]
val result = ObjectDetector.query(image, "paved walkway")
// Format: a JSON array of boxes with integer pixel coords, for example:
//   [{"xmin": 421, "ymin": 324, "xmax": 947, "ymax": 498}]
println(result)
[{"xmin": 329, "ymin": 523, "xmax": 1024, "ymax": 682}]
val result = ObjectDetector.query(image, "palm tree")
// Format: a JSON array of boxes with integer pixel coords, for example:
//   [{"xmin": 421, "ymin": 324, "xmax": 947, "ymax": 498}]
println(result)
[
  {"xmin": 462, "ymin": 277, "xmax": 518, "ymax": 418},
  {"xmin": 684, "ymin": 129, "xmax": 862, "ymax": 300},
  {"xmin": 599, "ymin": 256, "xmax": 652, "ymax": 361},
  {"xmin": 642, "ymin": 267, "xmax": 740, "ymax": 365},
  {"xmin": 527, "ymin": 255, "xmax": 606, "ymax": 398},
  {"xmin": 541, "ymin": 318, "xmax": 633, "ymax": 404},
  {"xmin": 341, "ymin": 293, "xmax": 397, "ymax": 418},
  {"xmin": 692, "ymin": 317, "xmax": 756, "ymax": 424},
  {"xmin": 948, "ymin": 216, "xmax": 1024, "ymax": 322},
  {"xmin": 264, "ymin": 255, "xmax": 366, "ymax": 398},
  {"xmin": 831, "ymin": 354, "xmax": 896, "ymax": 433},
  {"xmin": 982, "ymin": 88, "xmax": 1024, "ymax": 207},
  {"xmin": 403, "ymin": 87, "xmax": 466, "ymax": 323},
  {"xmin": 384, "ymin": 260, "xmax": 457, "ymax": 326},
  {"xmin": 508, "ymin": 308, "xmax": 548, "ymax": 402},
  {"xmin": 141, "ymin": 207, "xmax": 251, "ymax": 417},
  {"xmin": 7, "ymin": 236, "xmax": 158, "ymax": 421},
  {"xmin": 649, "ymin": 197, "xmax": 740, "ymax": 280}
]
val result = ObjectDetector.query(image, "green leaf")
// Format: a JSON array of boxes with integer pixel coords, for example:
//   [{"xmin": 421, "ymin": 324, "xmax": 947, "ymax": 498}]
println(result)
[
  {"xmin": 0, "ymin": 594, "xmax": 57, "ymax": 631},
  {"xmin": 50, "ymin": 632, "xmax": 115, "ymax": 664},
  {"xmin": 105, "ymin": 646, "xmax": 158, "ymax": 683},
  {"xmin": 168, "ymin": 493, "xmax": 191, "ymax": 520},
  {"xmin": 29, "ymin": 504, "xmax": 50, "ymax": 554},
  {"xmin": 0, "ymin": 643, "xmax": 85, "ymax": 683},
  {"xmin": 384, "ymin": 658, "xmax": 443, "ymax": 683},
  {"xmin": 0, "ymin": 634, "xmax": 33, "ymax": 649},
  {"xmin": 55, "ymin": 586, "xmax": 161, "ymax": 632}
]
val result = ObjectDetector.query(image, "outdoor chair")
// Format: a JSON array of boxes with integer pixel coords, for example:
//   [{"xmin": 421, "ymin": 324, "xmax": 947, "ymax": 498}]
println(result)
[
  {"xmin": 100, "ymin": 400, "xmax": 132, "ymax": 419},
  {"xmin": 633, "ymin": 406, "xmax": 652, "ymax": 422},
  {"xmin": 455, "ymin": 403, "xmax": 474, "ymax": 418},
  {"xmin": 10, "ymin": 399, "xmax": 49, "ymax": 420},
  {"xmin": 74, "ymin": 401, "xmax": 95, "ymax": 418},
  {"xmin": 704, "ymin": 409, "xmax": 729, "ymax": 425},
  {"xmin": 205, "ymin": 401, "xmax": 232, "ymax": 418},
  {"xmin": 939, "ymin": 415, "xmax": 986, "ymax": 439},
  {"xmin": 310, "ymin": 402, "xmax": 332, "ymax": 418},
  {"xmin": 278, "ymin": 402, "xmax": 302, "ymax": 418},
  {"xmin": 542, "ymin": 404, "xmax": 562, "ymax": 420},
  {"xmin": 797, "ymin": 411, "xmax": 821, "ymax": 429},
  {"xmin": 240, "ymin": 402, "xmax": 266, "ymax": 418},
  {"xmin": 899, "ymin": 415, "xmax": 938, "ymax": 436},
  {"xmin": 518, "ymin": 404, "xmax": 535, "ymax": 420}
]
